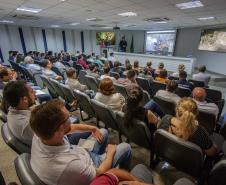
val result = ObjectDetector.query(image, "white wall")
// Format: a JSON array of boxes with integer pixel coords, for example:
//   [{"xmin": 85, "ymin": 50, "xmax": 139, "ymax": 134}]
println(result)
[{"xmin": 175, "ymin": 27, "xmax": 226, "ymax": 75}]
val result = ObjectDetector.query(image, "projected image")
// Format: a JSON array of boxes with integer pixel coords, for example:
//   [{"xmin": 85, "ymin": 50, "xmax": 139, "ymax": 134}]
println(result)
[
  {"xmin": 198, "ymin": 29, "xmax": 226, "ymax": 52},
  {"xmin": 96, "ymin": 32, "xmax": 116, "ymax": 45},
  {"xmin": 146, "ymin": 30, "xmax": 176, "ymax": 55}
]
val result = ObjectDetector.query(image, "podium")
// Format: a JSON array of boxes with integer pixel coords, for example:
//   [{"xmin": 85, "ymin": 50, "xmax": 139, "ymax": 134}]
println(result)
[{"xmin": 100, "ymin": 46, "xmax": 114, "ymax": 58}]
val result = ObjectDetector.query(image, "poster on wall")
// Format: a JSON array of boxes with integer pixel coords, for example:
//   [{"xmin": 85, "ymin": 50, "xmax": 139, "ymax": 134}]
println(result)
[
  {"xmin": 96, "ymin": 32, "xmax": 116, "ymax": 45},
  {"xmin": 198, "ymin": 28, "xmax": 226, "ymax": 52}
]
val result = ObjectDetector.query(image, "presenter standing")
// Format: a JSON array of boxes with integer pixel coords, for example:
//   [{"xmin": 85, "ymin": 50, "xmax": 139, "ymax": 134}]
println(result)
[{"xmin": 119, "ymin": 36, "xmax": 127, "ymax": 52}]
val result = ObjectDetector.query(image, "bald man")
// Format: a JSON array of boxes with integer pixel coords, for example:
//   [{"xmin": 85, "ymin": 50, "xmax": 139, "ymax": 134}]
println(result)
[{"xmin": 192, "ymin": 87, "xmax": 219, "ymax": 118}]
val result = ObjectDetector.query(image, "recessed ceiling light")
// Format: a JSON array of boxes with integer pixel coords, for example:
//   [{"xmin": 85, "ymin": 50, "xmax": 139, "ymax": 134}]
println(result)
[
  {"xmin": 60, "ymin": 0, "xmax": 66, "ymax": 2},
  {"xmin": 155, "ymin": 21, "xmax": 168, "ymax": 24},
  {"xmin": 51, "ymin": 25, "xmax": 60, "ymax": 28},
  {"xmin": 0, "ymin": 20, "xmax": 14, "ymax": 23},
  {"xmin": 86, "ymin": 18, "xmax": 97, "ymax": 21},
  {"xmin": 16, "ymin": 6, "xmax": 42, "ymax": 13},
  {"xmin": 197, "ymin": 16, "xmax": 215, "ymax": 20},
  {"xmin": 118, "ymin": 12, "xmax": 137, "ymax": 17},
  {"xmin": 176, "ymin": 1, "xmax": 204, "ymax": 9},
  {"xmin": 102, "ymin": 26, "xmax": 113, "ymax": 29},
  {"xmin": 147, "ymin": 30, "xmax": 176, "ymax": 34},
  {"xmin": 69, "ymin": 22, "xmax": 80, "ymax": 26}
]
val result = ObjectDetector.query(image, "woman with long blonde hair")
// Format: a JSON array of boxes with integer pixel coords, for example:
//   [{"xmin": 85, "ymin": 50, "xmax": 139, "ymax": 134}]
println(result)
[{"xmin": 159, "ymin": 97, "xmax": 218, "ymax": 157}]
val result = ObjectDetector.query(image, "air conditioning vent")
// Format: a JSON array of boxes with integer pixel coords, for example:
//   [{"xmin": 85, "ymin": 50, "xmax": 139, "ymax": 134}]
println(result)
[
  {"xmin": 11, "ymin": 14, "xmax": 40, "ymax": 20},
  {"xmin": 144, "ymin": 17, "xmax": 170, "ymax": 22}
]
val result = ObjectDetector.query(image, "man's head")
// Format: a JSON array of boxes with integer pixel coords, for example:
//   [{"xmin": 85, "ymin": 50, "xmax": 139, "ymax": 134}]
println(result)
[
  {"xmin": 89, "ymin": 63, "xmax": 97, "ymax": 72},
  {"xmin": 42, "ymin": 59, "xmax": 52, "ymax": 69},
  {"xmin": 199, "ymin": 65, "xmax": 206, "ymax": 73},
  {"xmin": 66, "ymin": 68, "xmax": 76, "ymax": 79},
  {"xmin": 103, "ymin": 66, "xmax": 110, "ymax": 74},
  {"xmin": 192, "ymin": 87, "xmax": 206, "ymax": 102},
  {"xmin": 166, "ymin": 80, "xmax": 178, "ymax": 93},
  {"xmin": 24, "ymin": 56, "xmax": 34, "ymax": 64},
  {"xmin": 0, "ymin": 68, "xmax": 11, "ymax": 82},
  {"xmin": 30, "ymin": 100, "xmax": 71, "ymax": 140},
  {"xmin": 114, "ymin": 61, "xmax": 120, "ymax": 68},
  {"xmin": 125, "ymin": 64, "xmax": 132, "ymax": 71},
  {"xmin": 3, "ymin": 81, "xmax": 36, "ymax": 109},
  {"xmin": 159, "ymin": 69, "xmax": 167, "ymax": 78},
  {"xmin": 178, "ymin": 64, "xmax": 185, "ymax": 72},
  {"xmin": 110, "ymin": 52, "xmax": 114, "ymax": 57},
  {"xmin": 127, "ymin": 69, "xmax": 136, "ymax": 82},
  {"xmin": 179, "ymin": 70, "xmax": 187, "ymax": 80},
  {"xmin": 147, "ymin": 61, "xmax": 152, "ymax": 67},
  {"xmin": 158, "ymin": 62, "xmax": 164, "ymax": 69}
]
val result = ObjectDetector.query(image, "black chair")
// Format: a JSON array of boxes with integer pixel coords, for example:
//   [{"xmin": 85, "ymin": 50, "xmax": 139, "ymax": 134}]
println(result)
[
  {"xmin": 175, "ymin": 87, "xmax": 191, "ymax": 98},
  {"xmin": 14, "ymin": 153, "xmax": 46, "ymax": 185},
  {"xmin": 153, "ymin": 129, "xmax": 204, "ymax": 179},
  {"xmin": 33, "ymin": 73, "xmax": 44, "ymax": 89},
  {"xmin": 48, "ymin": 78, "xmax": 66, "ymax": 100},
  {"xmin": 114, "ymin": 83, "xmax": 128, "ymax": 98},
  {"xmin": 153, "ymin": 96, "xmax": 176, "ymax": 115},
  {"xmin": 59, "ymin": 83, "xmax": 76, "ymax": 103},
  {"xmin": 151, "ymin": 81, "xmax": 166, "ymax": 96},
  {"xmin": 90, "ymin": 99, "xmax": 121, "ymax": 140},
  {"xmin": 141, "ymin": 90, "xmax": 151, "ymax": 107},
  {"xmin": 205, "ymin": 88, "xmax": 222, "ymax": 102},
  {"xmin": 136, "ymin": 77, "xmax": 153, "ymax": 96},
  {"xmin": 208, "ymin": 159, "xmax": 226, "ymax": 185},
  {"xmin": 1, "ymin": 123, "xmax": 31, "ymax": 154},
  {"xmin": 74, "ymin": 64, "xmax": 84, "ymax": 76},
  {"xmin": 0, "ymin": 110, "xmax": 7, "ymax": 123},
  {"xmin": 40, "ymin": 75, "xmax": 58, "ymax": 98},
  {"xmin": 84, "ymin": 75, "xmax": 99, "ymax": 92},
  {"xmin": 51, "ymin": 66, "xmax": 64, "ymax": 79},
  {"xmin": 73, "ymin": 90, "xmax": 95, "ymax": 121},
  {"xmin": 189, "ymin": 79, "xmax": 205, "ymax": 87},
  {"xmin": 197, "ymin": 110, "xmax": 216, "ymax": 134},
  {"xmin": 78, "ymin": 70, "xmax": 87, "ymax": 85},
  {"xmin": 110, "ymin": 71, "xmax": 120, "ymax": 80},
  {"xmin": 168, "ymin": 76, "xmax": 179, "ymax": 80}
]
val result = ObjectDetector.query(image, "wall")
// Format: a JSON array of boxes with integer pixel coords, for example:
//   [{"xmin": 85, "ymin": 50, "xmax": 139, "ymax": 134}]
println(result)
[
  {"xmin": 175, "ymin": 27, "xmax": 226, "ymax": 75},
  {"xmin": 0, "ymin": 24, "xmax": 145, "ymax": 63}
]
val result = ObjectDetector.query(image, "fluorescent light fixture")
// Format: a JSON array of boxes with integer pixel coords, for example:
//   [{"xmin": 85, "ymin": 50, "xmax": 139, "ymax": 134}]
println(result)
[
  {"xmin": 0, "ymin": 20, "xmax": 14, "ymax": 23},
  {"xmin": 197, "ymin": 16, "xmax": 215, "ymax": 20},
  {"xmin": 70, "ymin": 22, "xmax": 80, "ymax": 26},
  {"xmin": 51, "ymin": 25, "xmax": 60, "ymax": 28},
  {"xmin": 86, "ymin": 18, "xmax": 97, "ymax": 21},
  {"xmin": 102, "ymin": 26, "xmax": 113, "ymax": 29},
  {"xmin": 16, "ymin": 6, "xmax": 42, "ymax": 13},
  {"xmin": 155, "ymin": 21, "xmax": 168, "ymax": 23},
  {"xmin": 176, "ymin": 1, "xmax": 204, "ymax": 9},
  {"xmin": 60, "ymin": 0, "xmax": 66, "ymax": 1},
  {"xmin": 118, "ymin": 12, "xmax": 137, "ymax": 17},
  {"xmin": 147, "ymin": 30, "xmax": 176, "ymax": 34}
]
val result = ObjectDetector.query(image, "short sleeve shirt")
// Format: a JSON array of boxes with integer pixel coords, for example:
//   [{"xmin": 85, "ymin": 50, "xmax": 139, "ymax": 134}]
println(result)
[
  {"xmin": 159, "ymin": 115, "xmax": 213, "ymax": 150},
  {"xmin": 42, "ymin": 68, "xmax": 58, "ymax": 79},
  {"xmin": 90, "ymin": 172, "xmax": 118, "ymax": 185}
]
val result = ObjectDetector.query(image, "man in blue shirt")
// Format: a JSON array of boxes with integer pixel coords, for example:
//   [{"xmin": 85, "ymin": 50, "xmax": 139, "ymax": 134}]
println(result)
[{"xmin": 177, "ymin": 71, "xmax": 194, "ymax": 90}]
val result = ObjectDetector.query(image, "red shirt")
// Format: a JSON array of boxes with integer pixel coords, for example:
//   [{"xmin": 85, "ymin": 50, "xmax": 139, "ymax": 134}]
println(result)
[
  {"xmin": 90, "ymin": 172, "xmax": 118, "ymax": 185},
  {"xmin": 77, "ymin": 59, "xmax": 88, "ymax": 69}
]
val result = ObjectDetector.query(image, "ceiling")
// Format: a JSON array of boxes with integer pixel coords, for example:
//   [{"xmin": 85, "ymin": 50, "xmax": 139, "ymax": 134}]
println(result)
[{"xmin": 0, "ymin": 0, "xmax": 226, "ymax": 30}]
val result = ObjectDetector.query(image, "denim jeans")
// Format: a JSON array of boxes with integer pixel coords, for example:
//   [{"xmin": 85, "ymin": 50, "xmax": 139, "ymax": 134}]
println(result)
[
  {"xmin": 144, "ymin": 100, "xmax": 164, "ymax": 118},
  {"xmin": 67, "ymin": 132, "xmax": 92, "ymax": 145}
]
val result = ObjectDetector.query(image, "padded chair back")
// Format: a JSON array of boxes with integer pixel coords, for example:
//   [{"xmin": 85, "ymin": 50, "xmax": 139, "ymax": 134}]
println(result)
[
  {"xmin": 152, "ymin": 81, "xmax": 166, "ymax": 96},
  {"xmin": 0, "ymin": 110, "xmax": 7, "ymax": 123},
  {"xmin": 14, "ymin": 153, "xmax": 46, "ymax": 185},
  {"xmin": 208, "ymin": 159, "xmax": 226, "ymax": 185},
  {"xmin": 205, "ymin": 88, "xmax": 222, "ymax": 102},
  {"xmin": 175, "ymin": 87, "xmax": 191, "ymax": 98},
  {"xmin": 136, "ymin": 77, "xmax": 153, "ymax": 96},
  {"xmin": 48, "ymin": 78, "xmax": 66, "ymax": 99},
  {"xmin": 114, "ymin": 83, "xmax": 128, "ymax": 98},
  {"xmin": 40, "ymin": 75, "xmax": 57, "ymax": 98},
  {"xmin": 33, "ymin": 73, "xmax": 44, "ymax": 89},
  {"xmin": 73, "ymin": 90, "xmax": 95, "ymax": 120},
  {"xmin": 74, "ymin": 64, "xmax": 84, "ymax": 76},
  {"xmin": 168, "ymin": 76, "xmax": 179, "ymax": 80},
  {"xmin": 84, "ymin": 75, "xmax": 98, "ymax": 92},
  {"xmin": 189, "ymin": 79, "xmax": 205, "ymax": 87},
  {"xmin": 153, "ymin": 96, "xmax": 176, "ymax": 115},
  {"xmin": 197, "ymin": 110, "xmax": 216, "ymax": 134},
  {"xmin": 110, "ymin": 71, "xmax": 120, "ymax": 80},
  {"xmin": 141, "ymin": 90, "xmax": 151, "ymax": 107},
  {"xmin": 115, "ymin": 111, "xmax": 152, "ymax": 149},
  {"xmin": 90, "ymin": 99, "xmax": 119, "ymax": 130},
  {"xmin": 51, "ymin": 66, "xmax": 64, "ymax": 79},
  {"xmin": 21, "ymin": 67, "xmax": 36, "ymax": 83},
  {"xmin": 78, "ymin": 70, "xmax": 87, "ymax": 85},
  {"xmin": 59, "ymin": 83, "xmax": 75, "ymax": 103},
  {"xmin": 1, "ymin": 123, "xmax": 31, "ymax": 154},
  {"xmin": 154, "ymin": 129, "xmax": 203, "ymax": 178}
]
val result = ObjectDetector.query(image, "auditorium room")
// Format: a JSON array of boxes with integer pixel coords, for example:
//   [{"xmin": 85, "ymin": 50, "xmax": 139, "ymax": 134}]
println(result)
[{"xmin": 1, "ymin": 0, "xmax": 226, "ymax": 185}]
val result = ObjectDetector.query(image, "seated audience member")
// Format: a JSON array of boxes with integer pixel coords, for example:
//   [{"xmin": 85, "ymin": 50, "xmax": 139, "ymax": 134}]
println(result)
[
  {"xmin": 144, "ymin": 80, "xmax": 180, "ymax": 118},
  {"xmin": 171, "ymin": 64, "xmax": 185, "ymax": 78},
  {"xmin": 51, "ymin": 56, "xmax": 66, "ymax": 72},
  {"xmin": 192, "ymin": 65, "xmax": 211, "ymax": 86},
  {"xmin": 144, "ymin": 61, "xmax": 155, "ymax": 76},
  {"xmin": 159, "ymin": 98, "xmax": 218, "ymax": 157},
  {"xmin": 75, "ymin": 50, "xmax": 80, "ymax": 56},
  {"xmin": 111, "ymin": 61, "xmax": 123, "ymax": 77},
  {"xmin": 100, "ymin": 66, "xmax": 116, "ymax": 81},
  {"xmin": 108, "ymin": 60, "xmax": 114, "ymax": 69},
  {"xmin": 95, "ymin": 78, "xmax": 125, "ymax": 111},
  {"xmin": 124, "ymin": 87, "xmax": 158, "ymax": 134},
  {"xmin": 139, "ymin": 68, "xmax": 153, "ymax": 83},
  {"xmin": 42, "ymin": 59, "xmax": 63, "ymax": 81},
  {"xmin": 3, "ymin": 81, "xmax": 36, "ymax": 145},
  {"xmin": 108, "ymin": 52, "xmax": 116, "ymax": 62},
  {"xmin": 100, "ymin": 53, "xmax": 107, "ymax": 61},
  {"xmin": 155, "ymin": 69, "xmax": 168, "ymax": 83},
  {"xmin": 30, "ymin": 100, "xmax": 131, "ymax": 185},
  {"xmin": 77, "ymin": 55, "xmax": 89, "ymax": 69},
  {"xmin": 155, "ymin": 62, "xmax": 165, "ymax": 76},
  {"xmin": 0, "ymin": 68, "xmax": 16, "ymax": 89},
  {"xmin": 94, "ymin": 55, "xmax": 104, "ymax": 67},
  {"xmin": 125, "ymin": 59, "xmax": 130, "ymax": 66},
  {"xmin": 133, "ymin": 60, "xmax": 141, "ymax": 74},
  {"xmin": 24, "ymin": 56, "xmax": 41, "ymax": 72},
  {"xmin": 117, "ymin": 70, "xmax": 138, "ymax": 91},
  {"xmin": 123, "ymin": 63, "xmax": 132, "ymax": 76},
  {"xmin": 87, "ymin": 63, "xmax": 100, "ymax": 78},
  {"xmin": 91, "ymin": 52, "xmax": 96, "ymax": 60},
  {"xmin": 192, "ymin": 87, "xmax": 219, "ymax": 118},
  {"xmin": 177, "ymin": 71, "xmax": 194, "ymax": 90}
]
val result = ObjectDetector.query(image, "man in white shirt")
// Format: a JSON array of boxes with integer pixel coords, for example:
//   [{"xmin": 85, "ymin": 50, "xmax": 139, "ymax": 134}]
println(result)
[
  {"xmin": 30, "ymin": 100, "xmax": 131, "ymax": 185},
  {"xmin": 24, "ymin": 56, "xmax": 41, "ymax": 73},
  {"xmin": 100, "ymin": 66, "xmax": 116, "ymax": 82},
  {"xmin": 192, "ymin": 87, "xmax": 219, "ymax": 118},
  {"xmin": 192, "ymin": 65, "xmax": 211, "ymax": 86},
  {"xmin": 3, "ymin": 81, "xmax": 36, "ymax": 145}
]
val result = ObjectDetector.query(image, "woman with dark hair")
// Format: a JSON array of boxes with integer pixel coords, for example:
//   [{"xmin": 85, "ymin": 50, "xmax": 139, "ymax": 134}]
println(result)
[{"xmin": 124, "ymin": 87, "xmax": 158, "ymax": 134}]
